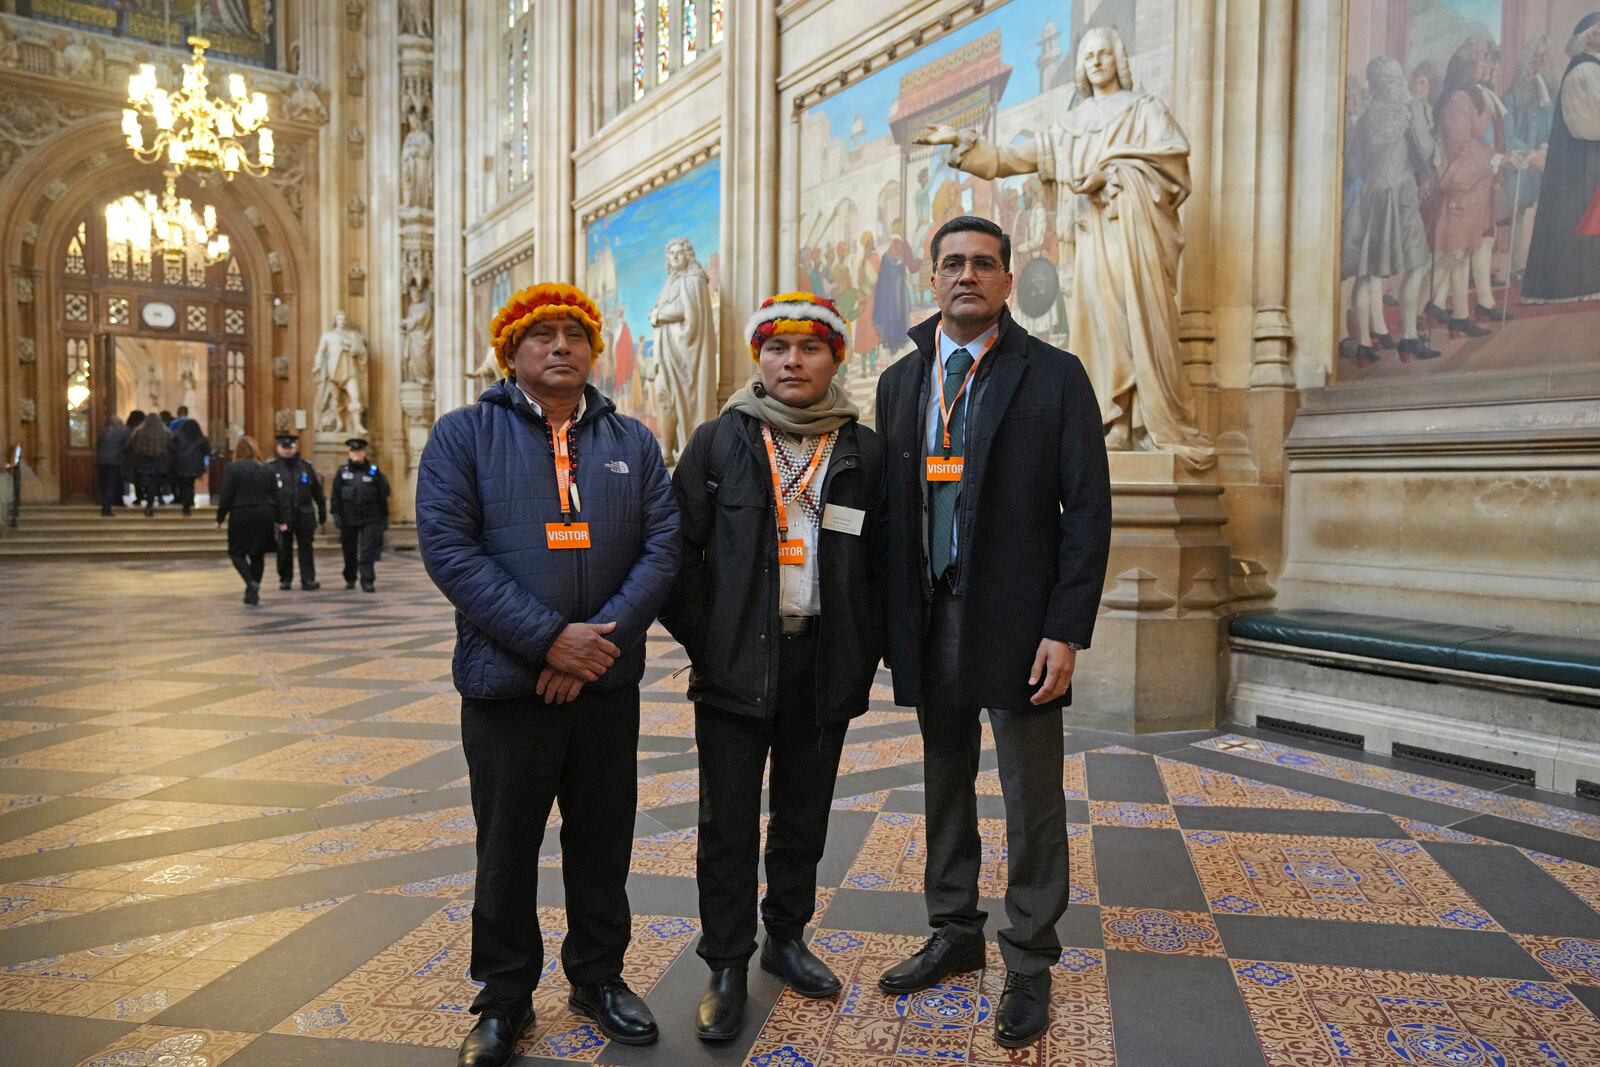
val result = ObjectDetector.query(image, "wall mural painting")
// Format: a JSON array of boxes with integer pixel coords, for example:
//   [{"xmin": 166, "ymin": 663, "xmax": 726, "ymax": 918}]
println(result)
[
  {"xmin": 795, "ymin": 0, "xmax": 1174, "ymax": 421},
  {"xmin": 20, "ymin": 0, "xmax": 277, "ymax": 67},
  {"xmin": 584, "ymin": 158, "xmax": 721, "ymax": 462},
  {"xmin": 1338, "ymin": 0, "xmax": 1600, "ymax": 381}
]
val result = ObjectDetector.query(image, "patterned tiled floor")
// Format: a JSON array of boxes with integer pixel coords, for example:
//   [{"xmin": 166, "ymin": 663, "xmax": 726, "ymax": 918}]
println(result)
[{"xmin": 1, "ymin": 558, "xmax": 1600, "ymax": 1065}]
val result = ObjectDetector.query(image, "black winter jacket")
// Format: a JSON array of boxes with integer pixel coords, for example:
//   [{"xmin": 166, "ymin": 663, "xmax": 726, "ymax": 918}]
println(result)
[
  {"xmin": 331, "ymin": 460, "xmax": 391, "ymax": 527},
  {"xmin": 660, "ymin": 411, "xmax": 886, "ymax": 725},
  {"xmin": 269, "ymin": 456, "xmax": 327, "ymax": 524},
  {"xmin": 95, "ymin": 424, "xmax": 129, "ymax": 466},
  {"xmin": 875, "ymin": 307, "xmax": 1112, "ymax": 711},
  {"xmin": 172, "ymin": 430, "xmax": 212, "ymax": 479}
]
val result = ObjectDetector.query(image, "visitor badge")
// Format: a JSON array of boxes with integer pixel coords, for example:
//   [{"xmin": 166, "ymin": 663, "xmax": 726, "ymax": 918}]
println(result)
[
  {"xmin": 545, "ymin": 523, "xmax": 591, "ymax": 550},
  {"xmin": 778, "ymin": 539, "xmax": 806, "ymax": 566},
  {"xmin": 926, "ymin": 456, "xmax": 964, "ymax": 482},
  {"xmin": 821, "ymin": 504, "xmax": 865, "ymax": 536}
]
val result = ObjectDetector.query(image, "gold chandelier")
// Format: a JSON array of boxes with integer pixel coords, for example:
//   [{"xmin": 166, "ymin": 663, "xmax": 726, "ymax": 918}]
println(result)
[
  {"xmin": 122, "ymin": 35, "xmax": 273, "ymax": 182},
  {"xmin": 105, "ymin": 171, "xmax": 232, "ymax": 266}
]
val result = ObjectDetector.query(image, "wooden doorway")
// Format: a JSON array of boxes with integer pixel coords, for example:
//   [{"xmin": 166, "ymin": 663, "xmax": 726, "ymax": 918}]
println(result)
[{"xmin": 53, "ymin": 196, "xmax": 252, "ymax": 502}]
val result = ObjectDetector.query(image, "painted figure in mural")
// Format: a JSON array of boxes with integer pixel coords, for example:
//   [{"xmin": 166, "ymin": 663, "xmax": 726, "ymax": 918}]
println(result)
[
  {"xmin": 915, "ymin": 26, "xmax": 1213, "ymax": 470},
  {"xmin": 1424, "ymin": 38, "xmax": 1499, "ymax": 337},
  {"xmin": 644, "ymin": 238, "xmax": 717, "ymax": 465},
  {"xmin": 870, "ymin": 225, "xmax": 919, "ymax": 371},
  {"xmin": 851, "ymin": 231, "xmax": 881, "ymax": 362},
  {"xmin": 313, "ymin": 310, "xmax": 369, "ymax": 436},
  {"xmin": 1522, "ymin": 13, "xmax": 1600, "ymax": 304},
  {"xmin": 1341, "ymin": 55, "xmax": 1439, "ymax": 366},
  {"xmin": 1502, "ymin": 39, "xmax": 1554, "ymax": 280}
]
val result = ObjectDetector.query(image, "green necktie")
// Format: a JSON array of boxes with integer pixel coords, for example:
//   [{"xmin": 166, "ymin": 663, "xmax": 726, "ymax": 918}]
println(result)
[{"xmin": 928, "ymin": 346, "xmax": 973, "ymax": 580}]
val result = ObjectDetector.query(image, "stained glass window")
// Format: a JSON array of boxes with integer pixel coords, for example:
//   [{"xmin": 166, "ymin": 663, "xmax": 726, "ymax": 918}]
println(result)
[
  {"xmin": 683, "ymin": 0, "xmax": 698, "ymax": 65},
  {"xmin": 521, "ymin": 26, "xmax": 530, "ymax": 182},
  {"xmin": 65, "ymin": 221, "xmax": 87, "ymax": 275},
  {"xmin": 506, "ymin": 37, "xmax": 516, "ymax": 188},
  {"xmin": 508, "ymin": 0, "xmax": 516, "ymax": 29},
  {"xmin": 632, "ymin": 1, "xmax": 646, "ymax": 100},
  {"xmin": 711, "ymin": 0, "xmax": 724, "ymax": 44},
  {"xmin": 657, "ymin": 0, "xmax": 671, "ymax": 84},
  {"xmin": 65, "ymin": 337, "xmax": 91, "ymax": 448}
]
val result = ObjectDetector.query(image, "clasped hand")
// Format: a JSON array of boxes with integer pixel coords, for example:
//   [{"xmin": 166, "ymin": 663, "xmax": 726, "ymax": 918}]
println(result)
[{"xmin": 538, "ymin": 621, "xmax": 620, "ymax": 704}]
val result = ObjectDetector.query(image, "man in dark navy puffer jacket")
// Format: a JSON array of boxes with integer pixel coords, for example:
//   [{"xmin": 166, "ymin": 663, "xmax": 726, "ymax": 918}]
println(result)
[{"xmin": 417, "ymin": 283, "xmax": 679, "ymax": 1067}]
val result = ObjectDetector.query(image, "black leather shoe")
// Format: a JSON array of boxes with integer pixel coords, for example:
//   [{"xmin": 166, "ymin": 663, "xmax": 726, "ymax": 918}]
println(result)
[
  {"xmin": 243, "ymin": 583, "xmax": 260, "ymax": 606},
  {"xmin": 877, "ymin": 930, "xmax": 986, "ymax": 993},
  {"xmin": 1450, "ymin": 316, "xmax": 1492, "ymax": 338},
  {"xmin": 994, "ymin": 972, "xmax": 1049, "ymax": 1048},
  {"xmin": 345, "ymin": 580, "xmax": 356, "ymax": 590},
  {"xmin": 695, "ymin": 966, "xmax": 747, "ymax": 1042},
  {"xmin": 361, "ymin": 581, "xmax": 376, "ymax": 593},
  {"xmin": 569, "ymin": 977, "xmax": 658, "ymax": 1045},
  {"xmin": 279, "ymin": 581, "xmax": 292, "ymax": 591},
  {"xmin": 302, "ymin": 580, "xmax": 321, "ymax": 590},
  {"xmin": 456, "ymin": 1006, "xmax": 531, "ymax": 1066},
  {"xmin": 761, "ymin": 937, "xmax": 841, "ymax": 998}
]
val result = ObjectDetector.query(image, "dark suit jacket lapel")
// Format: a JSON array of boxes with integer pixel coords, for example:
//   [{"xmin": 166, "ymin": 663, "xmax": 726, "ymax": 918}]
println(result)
[{"xmin": 965, "ymin": 324, "xmax": 1027, "ymax": 489}]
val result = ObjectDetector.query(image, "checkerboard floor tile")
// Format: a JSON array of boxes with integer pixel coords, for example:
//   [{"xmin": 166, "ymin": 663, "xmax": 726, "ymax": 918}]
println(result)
[{"xmin": 1, "ymin": 558, "xmax": 1597, "ymax": 1065}]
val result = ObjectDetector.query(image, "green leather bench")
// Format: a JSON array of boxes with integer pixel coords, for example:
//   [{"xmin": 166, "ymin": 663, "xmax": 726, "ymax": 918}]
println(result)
[{"xmin": 1229, "ymin": 610, "xmax": 1600, "ymax": 695}]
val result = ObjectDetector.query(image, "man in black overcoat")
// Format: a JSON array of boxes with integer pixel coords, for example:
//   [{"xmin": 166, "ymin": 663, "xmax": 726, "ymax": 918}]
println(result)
[{"xmin": 873, "ymin": 215, "xmax": 1112, "ymax": 1049}]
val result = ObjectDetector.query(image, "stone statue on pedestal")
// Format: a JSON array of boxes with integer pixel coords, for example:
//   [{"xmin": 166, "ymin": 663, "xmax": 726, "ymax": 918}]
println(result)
[
  {"xmin": 400, "ymin": 115, "xmax": 434, "ymax": 212},
  {"xmin": 401, "ymin": 283, "xmax": 434, "ymax": 386},
  {"xmin": 915, "ymin": 26, "xmax": 1213, "ymax": 471},
  {"xmin": 645, "ymin": 237, "xmax": 717, "ymax": 465},
  {"xmin": 313, "ymin": 310, "xmax": 369, "ymax": 435}
]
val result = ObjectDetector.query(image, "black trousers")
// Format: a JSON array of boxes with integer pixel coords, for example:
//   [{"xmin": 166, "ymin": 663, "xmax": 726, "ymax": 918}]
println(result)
[
  {"xmin": 462, "ymin": 685, "xmax": 640, "ymax": 1014},
  {"xmin": 918, "ymin": 586, "xmax": 1068, "ymax": 981},
  {"xmin": 694, "ymin": 632, "xmax": 848, "ymax": 968},
  {"xmin": 97, "ymin": 464, "xmax": 124, "ymax": 512},
  {"xmin": 339, "ymin": 523, "xmax": 382, "ymax": 585},
  {"xmin": 174, "ymin": 475, "xmax": 197, "ymax": 512},
  {"xmin": 228, "ymin": 546, "xmax": 267, "ymax": 588},
  {"xmin": 277, "ymin": 513, "xmax": 318, "ymax": 583}
]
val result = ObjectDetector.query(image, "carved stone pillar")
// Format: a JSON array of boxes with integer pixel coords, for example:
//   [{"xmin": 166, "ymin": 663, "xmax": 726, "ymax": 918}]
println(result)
[
  {"xmin": 1177, "ymin": 0, "xmax": 1218, "ymax": 436},
  {"xmin": 718, "ymin": 0, "xmax": 780, "ymax": 403},
  {"xmin": 396, "ymin": 5, "xmax": 436, "ymax": 476},
  {"xmin": 1250, "ymin": 0, "xmax": 1295, "ymax": 391}
]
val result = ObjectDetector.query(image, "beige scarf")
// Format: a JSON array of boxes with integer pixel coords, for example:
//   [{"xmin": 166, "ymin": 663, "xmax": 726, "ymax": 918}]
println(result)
[{"xmin": 721, "ymin": 372, "xmax": 859, "ymax": 436}]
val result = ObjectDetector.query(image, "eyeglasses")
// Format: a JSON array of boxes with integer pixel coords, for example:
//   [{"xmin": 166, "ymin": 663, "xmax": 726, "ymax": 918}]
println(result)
[{"xmin": 935, "ymin": 255, "xmax": 1004, "ymax": 279}]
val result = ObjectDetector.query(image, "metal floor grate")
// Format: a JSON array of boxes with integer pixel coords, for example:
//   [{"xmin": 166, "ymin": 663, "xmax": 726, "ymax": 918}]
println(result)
[
  {"xmin": 1255, "ymin": 715, "xmax": 1365, "ymax": 750},
  {"xmin": 1390, "ymin": 742, "xmax": 1535, "ymax": 785}
]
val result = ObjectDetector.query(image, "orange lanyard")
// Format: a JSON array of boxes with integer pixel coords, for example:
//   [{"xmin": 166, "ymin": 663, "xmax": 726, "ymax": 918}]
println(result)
[
  {"xmin": 552, "ymin": 420, "xmax": 575, "ymax": 521},
  {"xmin": 932, "ymin": 325, "xmax": 998, "ymax": 455},
  {"xmin": 760, "ymin": 425, "xmax": 830, "ymax": 541}
]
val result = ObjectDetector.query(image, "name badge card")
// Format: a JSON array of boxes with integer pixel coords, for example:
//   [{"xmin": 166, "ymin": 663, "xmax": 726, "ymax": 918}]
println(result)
[
  {"xmin": 926, "ymin": 457, "xmax": 964, "ymax": 482},
  {"xmin": 778, "ymin": 539, "xmax": 806, "ymax": 566},
  {"xmin": 545, "ymin": 523, "xmax": 592, "ymax": 550},
  {"xmin": 821, "ymin": 504, "xmax": 865, "ymax": 536}
]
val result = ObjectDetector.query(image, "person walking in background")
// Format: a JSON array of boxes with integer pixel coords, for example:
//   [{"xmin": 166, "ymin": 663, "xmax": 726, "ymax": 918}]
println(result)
[
  {"xmin": 330, "ymin": 437, "xmax": 390, "ymax": 593},
  {"xmin": 95, "ymin": 415, "xmax": 129, "ymax": 517},
  {"xmin": 873, "ymin": 215, "xmax": 1111, "ymax": 1049},
  {"xmin": 661, "ymin": 292, "xmax": 886, "ymax": 1042},
  {"xmin": 215, "ymin": 436, "xmax": 279, "ymax": 606},
  {"xmin": 268, "ymin": 433, "xmax": 326, "ymax": 591},
  {"xmin": 170, "ymin": 419, "xmax": 211, "ymax": 517},
  {"xmin": 126, "ymin": 410, "xmax": 173, "ymax": 517},
  {"xmin": 123, "ymin": 410, "xmax": 146, "ymax": 508}
]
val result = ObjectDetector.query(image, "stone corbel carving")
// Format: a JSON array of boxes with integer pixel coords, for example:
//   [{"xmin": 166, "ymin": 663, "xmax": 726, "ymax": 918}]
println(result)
[
  {"xmin": 275, "ymin": 409, "xmax": 293, "ymax": 434},
  {"xmin": 16, "ymin": 278, "xmax": 33, "ymax": 304},
  {"xmin": 18, "ymin": 338, "xmax": 36, "ymax": 364},
  {"xmin": 0, "ymin": 23, "xmax": 19, "ymax": 69},
  {"xmin": 273, "ymin": 355, "xmax": 290, "ymax": 380},
  {"xmin": 346, "ymin": 125, "xmax": 365, "ymax": 157},
  {"xmin": 266, "ymin": 250, "xmax": 283, "ymax": 274},
  {"xmin": 346, "ymin": 61, "xmax": 365, "ymax": 97},
  {"xmin": 43, "ymin": 178, "xmax": 67, "ymax": 201},
  {"xmin": 347, "ymin": 263, "xmax": 366, "ymax": 296},
  {"xmin": 57, "ymin": 33, "xmax": 103, "ymax": 84},
  {"xmin": 272, "ymin": 299, "xmax": 290, "ymax": 326},
  {"xmin": 286, "ymin": 79, "xmax": 328, "ymax": 124},
  {"xmin": 21, "ymin": 222, "xmax": 38, "ymax": 245},
  {"xmin": 243, "ymin": 205, "xmax": 263, "ymax": 229},
  {"xmin": 346, "ymin": 1, "xmax": 365, "ymax": 32},
  {"xmin": 346, "ymin": 195, "xmax": 366, "ymax": 229},
  {"xmin": 19, "ymin": 398, "xmax": 36, "ymax": 423}
]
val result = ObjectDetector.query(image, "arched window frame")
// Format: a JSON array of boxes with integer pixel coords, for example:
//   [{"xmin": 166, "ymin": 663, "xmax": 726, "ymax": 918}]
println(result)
[{"xmin": 624, "ymin": 0, "xmax": 722, "ymax": 109}]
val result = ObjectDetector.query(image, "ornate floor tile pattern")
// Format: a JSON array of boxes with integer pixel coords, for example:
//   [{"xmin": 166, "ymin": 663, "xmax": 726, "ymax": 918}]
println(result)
[
  {"xmin": 1231, "ymin": 960, "xmax": 1600, "ymax": 1067},
  {"xmin": 1184, "ymin": 831, "xmax": 1499, "ymax": 929},
  {"xmin": 3, "ymin": 559, "xmax": 1600, "ymax": 1064},
  {"xmin": 745, "ymin": 931, "xmax": 1115, "ymax": 1067},
  {"xmin": 1195, "ymin": 734, "xmax": 1600, "ymax": 841}
]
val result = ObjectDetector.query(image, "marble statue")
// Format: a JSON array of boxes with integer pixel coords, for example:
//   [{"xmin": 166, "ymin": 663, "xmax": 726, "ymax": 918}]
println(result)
[
  {"xmin": 401, "ymin": 283, "xmax": 434, "ymax": 386},
  {"xmin": 312, "ymin": 310, "xmax": 369, "ymax": 435},
  {"xmin": 400, "ymin": 115, "xmax": 433, "ymax": 211},
  {"xmin": 179, "ymin": 361, "xmax": 198, "ymax": 414},
  {"xmin": 644, "ymin": 237, "xmax": 717, "ymax": 465},
  {"xmin": 915, "ymin": 26, "xmax": 1214, "ymax": 471}
]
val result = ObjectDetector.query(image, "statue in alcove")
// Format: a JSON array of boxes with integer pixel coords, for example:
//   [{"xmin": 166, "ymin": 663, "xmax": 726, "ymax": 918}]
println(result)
[
  {"xmin": 312, "ymin": 310, "xmax": 370, "ymax": 435},
  {"xmin": 914, "ymin": 25, "xmax": 1214, "ymax": 471}
]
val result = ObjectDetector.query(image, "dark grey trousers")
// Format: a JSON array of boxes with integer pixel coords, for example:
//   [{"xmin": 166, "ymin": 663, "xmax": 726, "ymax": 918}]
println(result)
[{"xmin": 917, "ymin": 587, "xmax": 1068, "ymax": 980}]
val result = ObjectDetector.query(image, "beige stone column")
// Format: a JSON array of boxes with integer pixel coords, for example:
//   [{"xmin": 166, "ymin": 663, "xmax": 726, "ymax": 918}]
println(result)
[
  {"xmin": 1177, "ymin": 0, "xmax": 1219, "ymax": 435},
  {"xmin": 1250, "ymin": 0, "xmax": 1295, "ymax": 391},
  {"xmin": 433, "ymin": 0, "xmax": 467, "ymax": 415},
  {"xmin": 545, "ymin": 0, "xmax": 578, "ymax": 283},
  {"xmin": 718, "ymin": 0, "xmax": 780, "ymax": 403}
]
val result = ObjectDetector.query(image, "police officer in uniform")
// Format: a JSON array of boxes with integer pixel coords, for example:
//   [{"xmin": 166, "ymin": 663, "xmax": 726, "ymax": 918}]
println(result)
[
  {"xmin": 267, "ymin": 434, "xmax": 326, "ymax": 591},
  {"xmin": 330, "ymin": 437, "xmax": 390, "ymax": 592}
]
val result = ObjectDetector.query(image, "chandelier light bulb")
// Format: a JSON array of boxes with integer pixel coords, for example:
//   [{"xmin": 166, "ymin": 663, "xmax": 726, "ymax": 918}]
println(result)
[{"xmin": 120, "ymin": 36, "xmax": 273, "ymax": 183}]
